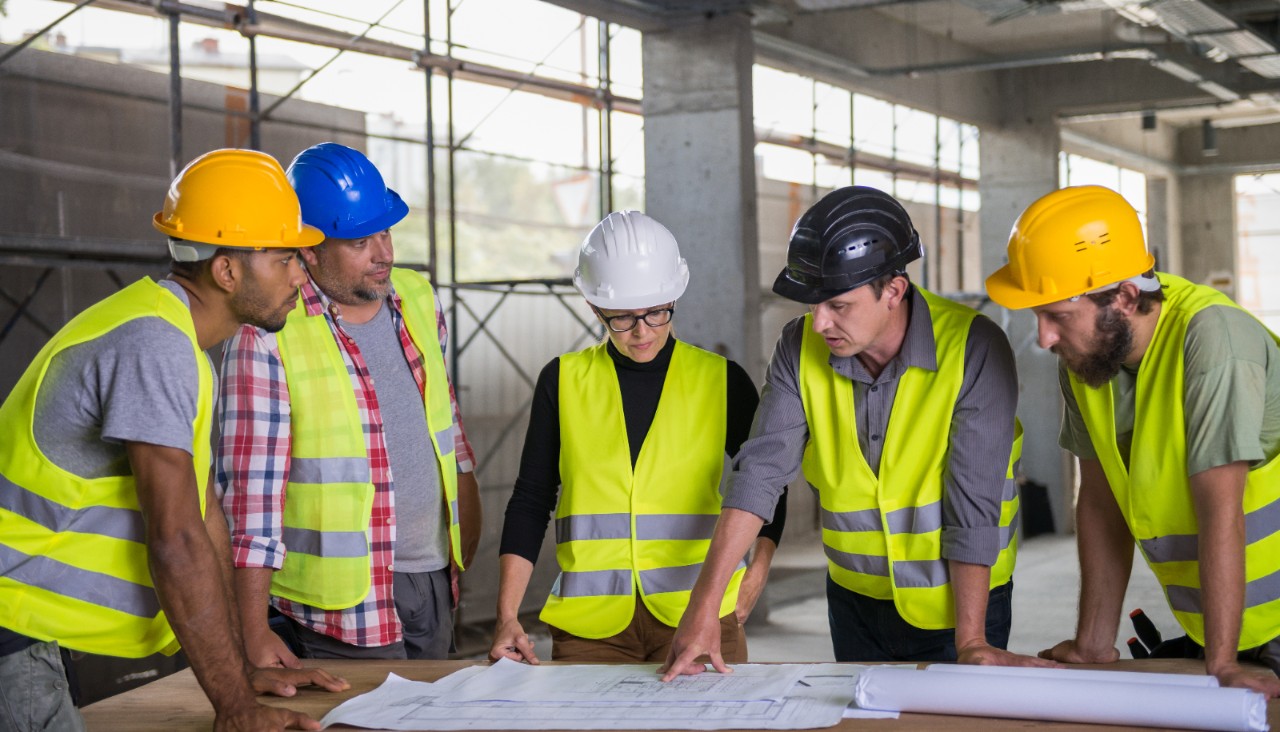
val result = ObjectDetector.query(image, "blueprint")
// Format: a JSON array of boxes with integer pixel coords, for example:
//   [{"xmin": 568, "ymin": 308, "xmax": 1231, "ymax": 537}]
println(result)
[
  {"xmin": 319, "ymin": 663, "xmax": 873, "ymax": 730},
  {"xmin": 449, "ymin": 658, "xmax": 809, "ymax": 703}
]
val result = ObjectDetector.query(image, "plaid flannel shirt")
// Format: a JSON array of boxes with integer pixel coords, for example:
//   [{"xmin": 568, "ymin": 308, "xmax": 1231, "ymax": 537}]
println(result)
[{"xmin": 218, "ymin": 272, "xmax": 474, "ymax": 647}]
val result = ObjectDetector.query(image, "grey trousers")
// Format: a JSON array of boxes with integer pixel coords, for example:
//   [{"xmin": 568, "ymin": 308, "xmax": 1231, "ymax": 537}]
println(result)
[
  {"xmin": 286, "ymin": 568, "xmax": 453, "ymax": 661},
  {"xmin": 0, "ymin": 641, "xmax": 85, "ymax": 732}
]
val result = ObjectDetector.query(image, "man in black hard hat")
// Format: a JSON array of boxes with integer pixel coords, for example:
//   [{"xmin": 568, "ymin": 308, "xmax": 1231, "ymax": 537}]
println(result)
[{"xmin": 661, "ymin": 187, "xmax": 1052, "ymax": 677}]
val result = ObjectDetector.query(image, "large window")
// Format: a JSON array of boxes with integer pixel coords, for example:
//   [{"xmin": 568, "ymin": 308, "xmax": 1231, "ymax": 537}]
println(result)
[
  {"xmin": 0, "ymin": 0, "xmax": 643, "ymax": 284},
  {"xmin": 1236, "ymin": 174, "xmax": 1280, "ymax": 331},
  {"xmin": 753, "ymin": 65, "xmax": 981, "ymax": 294}
]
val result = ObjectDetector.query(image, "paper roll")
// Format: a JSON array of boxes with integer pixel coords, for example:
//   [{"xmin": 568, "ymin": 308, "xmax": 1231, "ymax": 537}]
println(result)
[
  {"xmin": 925, "ymin": 663, "xmax": 1220, "ymax": 687},
  {"xmin": 854, "ymin": 666, "xmax": 1268, "ymax": 732}
]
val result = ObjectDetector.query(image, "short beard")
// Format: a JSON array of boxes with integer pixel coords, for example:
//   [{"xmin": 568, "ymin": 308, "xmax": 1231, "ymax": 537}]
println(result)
[{"xmin": 1056, "ymin": 305, "xmax": 1134, "ymax": 388}]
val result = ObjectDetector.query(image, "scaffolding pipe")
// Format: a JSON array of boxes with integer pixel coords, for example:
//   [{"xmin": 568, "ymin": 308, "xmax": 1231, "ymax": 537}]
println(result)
[
  {"xmin": 167, "ymin": 10, "xmax": 183, "ymax": 177},
  {"xmin": 247, "ymin": 0, "xmax": 261, "ymax": 149},
  {"xmin": 424, "ymin": 0, "xmax": 438, "ymax": 284}
]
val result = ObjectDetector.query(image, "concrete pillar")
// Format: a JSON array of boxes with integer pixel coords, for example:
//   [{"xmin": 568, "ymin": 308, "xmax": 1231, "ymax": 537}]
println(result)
[
  {"xmin": 642, "ymin": 14, "xmax": 761, "ymax": 377},
  {"xmin": 1177, "ymin": 174, "xmax": 1237, "ymax": 293},
  {"xmin": 979, "ymin": 117, "xmax": 1077, "ymax": 534},
  {"xmin": 1145, "ymin": 176, "xmax": 1181, "ymax": 275}
]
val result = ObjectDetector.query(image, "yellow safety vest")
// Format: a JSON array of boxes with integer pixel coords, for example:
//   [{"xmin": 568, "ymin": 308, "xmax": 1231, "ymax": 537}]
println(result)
[
  {"xmin": 799, "ymin": 287, "xmax": 1021, "ymax": 630},
  {"xmin": 0, "ymin": 278, "xmax": 211, "ymax": 657},
  {"xmin": 271, "ymin": 268, "xmax": 461, "ymax": 610},
  {"xmin": 543, "ymin": 340, "xmax": 744, "ymax": 638},
  {"xmin": 1069, "ymin": 273, "xmax": 1280, "ymax": 648}
]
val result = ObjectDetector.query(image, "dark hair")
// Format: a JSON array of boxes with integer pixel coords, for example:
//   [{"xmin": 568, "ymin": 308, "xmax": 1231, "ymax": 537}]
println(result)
[
  {"xmin": 1085, "ymin": 270, "xmax": 1164, "ymax": 315},
  {"xmin": 168, "ymin": 247, "xmax": 250, "ymax": 279},
  {"xmin": 869, "ymin": 270, "xmax": 909, "ymax": 299}
]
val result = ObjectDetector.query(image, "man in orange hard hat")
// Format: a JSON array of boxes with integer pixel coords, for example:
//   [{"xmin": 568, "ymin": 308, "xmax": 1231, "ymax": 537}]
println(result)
[
  {"xmin": 987, "ymin": 184, "xmax": 1280, "ymax": 695},
  {"xmin": 0, "ymin": 149, "xmax": 348, "ymax": 731}
]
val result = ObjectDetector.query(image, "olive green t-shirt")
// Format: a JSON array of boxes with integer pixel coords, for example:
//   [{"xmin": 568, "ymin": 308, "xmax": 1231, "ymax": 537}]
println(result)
[{"xmin": 1060, "ymin": 304, "xmax": 1280, "ymax": 476}]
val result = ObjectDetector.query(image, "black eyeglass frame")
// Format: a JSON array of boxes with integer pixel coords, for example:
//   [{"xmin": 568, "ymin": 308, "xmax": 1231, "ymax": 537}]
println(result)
[{"xmin": 594, "ymin": 305, "xmax": 676, "ymax": 333}]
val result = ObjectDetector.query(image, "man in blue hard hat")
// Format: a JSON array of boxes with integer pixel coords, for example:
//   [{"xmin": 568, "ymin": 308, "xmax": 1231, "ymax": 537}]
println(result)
[{"xmin": 219, "ymin": 142, "xmax": 482, "ymax": 664}]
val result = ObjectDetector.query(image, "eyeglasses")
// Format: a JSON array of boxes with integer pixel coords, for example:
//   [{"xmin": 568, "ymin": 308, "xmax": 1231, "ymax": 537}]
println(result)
[{"xmin": 597, "ymin": 306, "xmax": 675, "ymax": 333}]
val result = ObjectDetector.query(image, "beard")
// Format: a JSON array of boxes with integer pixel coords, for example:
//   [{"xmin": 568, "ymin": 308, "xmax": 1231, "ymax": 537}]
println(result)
[
  {"xmin": 232, "ymin": 274, "xmax": 296, "ymax": 334},
  {"xmin": 1053, "ymin": 305, "xmax": 1134, "ymax": 388}
]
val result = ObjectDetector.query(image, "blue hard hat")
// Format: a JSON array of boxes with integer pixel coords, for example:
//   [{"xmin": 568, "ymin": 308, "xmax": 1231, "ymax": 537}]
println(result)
[{"xmin": 286, "ymin": 142, "xmax": 408, "ymax": 240}]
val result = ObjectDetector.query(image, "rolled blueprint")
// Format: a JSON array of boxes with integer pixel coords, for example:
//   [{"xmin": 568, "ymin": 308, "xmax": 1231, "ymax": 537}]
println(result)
[
  {"xmin": 925, "ymin": 662, "xmax": 1221, "ymax": 687},
  {"xmin": 854, "ymin": 666, "xmax": 1268, "ymax": 732}
]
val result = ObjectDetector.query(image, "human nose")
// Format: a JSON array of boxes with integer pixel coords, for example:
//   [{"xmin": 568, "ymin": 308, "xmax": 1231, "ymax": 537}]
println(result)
[
  {"xmin": 372, "ymin": 231, "xmax": 393, "ymax": 262},
  {"xmin": 288, "ymin": 255, "xmax": 307, "ymax": 288},
  {"xmin": 1036, "ymin": 314, "xmax": 1058, "ymax": 350},
  {"xmin": 810, "ymin": 306, "xmax": 831, "ymax": 333}
]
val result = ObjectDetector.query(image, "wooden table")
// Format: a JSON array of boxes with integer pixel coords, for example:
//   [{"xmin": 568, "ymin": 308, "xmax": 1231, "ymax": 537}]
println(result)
[{"xmin": 81, "ymin": 659, "xmax": 1280, "ymax": 731}]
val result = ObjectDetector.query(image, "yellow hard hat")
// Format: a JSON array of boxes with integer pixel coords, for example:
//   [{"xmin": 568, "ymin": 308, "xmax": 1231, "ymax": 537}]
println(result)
[
  {"xmin": 985, "ymin": 185, "xmax": 1154, "ymax": 310},
  {"xmin": 152, "ymin": 149, "xmax": 324, "ymax": 251}
]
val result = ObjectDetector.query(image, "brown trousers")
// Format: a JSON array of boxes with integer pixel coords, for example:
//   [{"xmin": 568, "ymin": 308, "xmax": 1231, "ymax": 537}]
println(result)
[{"xmin": 549, "ymin": 596, "xmax": 746, "ymax": 663}]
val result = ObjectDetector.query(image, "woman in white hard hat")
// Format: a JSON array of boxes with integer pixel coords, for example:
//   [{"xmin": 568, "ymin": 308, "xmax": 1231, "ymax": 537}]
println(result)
[{"xmin": 488, "ymin": 210, "xmax": 786, "ymax": 663}]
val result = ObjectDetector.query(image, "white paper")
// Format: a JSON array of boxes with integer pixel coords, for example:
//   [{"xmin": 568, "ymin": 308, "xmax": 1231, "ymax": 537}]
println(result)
[
  {"xmin": 925, "ymin": 662, "xmax": 1221, "ymax": 687},
  {"xmin": 449, "ymin": 658, "xmax": 809, "ymax": 703},
  {"xmin": 320, "ymin": 664, "xmax": 865, "ymax": 730},
  {"xmin": 855, "ymin": 666, "xmax": 1269, "ymax": 732}
]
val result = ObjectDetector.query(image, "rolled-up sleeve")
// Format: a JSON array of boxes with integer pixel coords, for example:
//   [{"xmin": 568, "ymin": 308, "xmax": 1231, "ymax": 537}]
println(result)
[
  {"xmin": 722, "ymin": 318, "xmax": 810, "ymax": 522},
  {"xmin": 940, "ymin": 315, "xmax": 1019, "ymax": 566},
  {"xmin": 217, "ymin": 325, "xmax": 292, "ymax": 570}
]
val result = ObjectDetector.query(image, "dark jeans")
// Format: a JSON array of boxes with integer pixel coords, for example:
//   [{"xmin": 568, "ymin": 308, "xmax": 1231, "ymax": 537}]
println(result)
[
  {"xmin": 826, "ymin": 574, "xmax": 1012, "ymax": 662},
  {"xmin": 273, "ymin": 568, "xmax": 453, "ymax": 661}
]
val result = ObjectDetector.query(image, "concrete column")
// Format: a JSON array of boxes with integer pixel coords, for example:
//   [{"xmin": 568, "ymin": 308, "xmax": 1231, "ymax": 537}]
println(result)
[
  {"xmin": 979, "ymin": 117, "xmax": 1077, "ymax": 534},
  {"xmin": 642, "ymin": 14, "xmax": 761, "ymax": 376},
  {"xmin": 1145, "ymin": 176, "xmax": 1180, "ymax": 275},
  {"xmin": 1177, "ymin": 173, "xmax": 1237, "ymax": 293}
]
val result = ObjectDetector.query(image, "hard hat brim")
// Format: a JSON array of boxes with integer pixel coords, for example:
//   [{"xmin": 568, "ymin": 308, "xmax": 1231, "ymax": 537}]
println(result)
[
  {"xmin": 985, "ymin": 255, "xmax": 1156, "ymax": 310},
  {"xmin": 322, "ymin": 192, "xmax": 409, "ymax": 241},
  {"xmin": 771, "ymin": 268, "xmax": 854, "ymax": 305},
  {"xmin": 153, "ymin": 212, "xmax": 324, "ymax": 250}
]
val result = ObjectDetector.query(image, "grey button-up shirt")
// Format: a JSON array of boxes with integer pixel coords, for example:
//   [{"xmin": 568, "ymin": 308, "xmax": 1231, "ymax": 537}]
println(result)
[{"xmin": 723, "ymin": 286, "xmax": 1019, "ymax": 566}]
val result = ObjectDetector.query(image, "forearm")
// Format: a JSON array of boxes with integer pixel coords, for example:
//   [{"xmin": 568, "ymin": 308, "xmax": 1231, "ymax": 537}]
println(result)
[
  {"xmin": 688, "ymin": 508, "xmax": 764, "ymax": 617},
  {"xmin": 151, "ymin": 522, "xmax": 256, "ymax": 710},
  {"xmin": 203, "ymin": 488, "xmax": 249, "ymax": 650},
  {"xmin": 1074, "ymin": 460, "xmax": 1133, "ymax": 652},
  {"xmin": 496, "ymin": 554, "xmax": 535, "ymax": 623},
  {"xmin": 235, "ymin": 567, "xmax": 279, "ymax": 640},
  {"xmin": 1191, "ymin": 462, "xmax": 1249, "ymax": 673},
  {"xmin": 950, "ymin": 560, "xmax": 992, "ymax": 649}
]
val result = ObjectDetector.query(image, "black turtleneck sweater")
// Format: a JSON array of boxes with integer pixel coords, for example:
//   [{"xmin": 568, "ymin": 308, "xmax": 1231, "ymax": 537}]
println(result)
[{"xmin": 499, "ymin": 337, "xmax": 787, "ymax": 564}]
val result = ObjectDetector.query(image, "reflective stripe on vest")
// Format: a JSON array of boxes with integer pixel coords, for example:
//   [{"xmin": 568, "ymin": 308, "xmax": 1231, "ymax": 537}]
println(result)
[
  {"xmin": 799, "ymin": 286, "xmax": 1021, "ymax": 630},
  {"xmin": 271, "ymin": 268, "xmax": 461, "ymax": 611},
  {"xmin": 0, "ymin": 278, "xmax": 211, "ymax": 658},
  {"xmin": 542, "ymin": 340, "xmax": 743, "ymax": 639},
  {"xmin": 1070, "ymin": 273, "xmax": 1280, "ymax": 649}
]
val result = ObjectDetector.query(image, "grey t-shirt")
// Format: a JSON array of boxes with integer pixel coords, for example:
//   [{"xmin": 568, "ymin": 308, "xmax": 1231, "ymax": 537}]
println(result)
[
  {"xmin": 32, "ymin": 279, "xmax": 207, "ymax": 479},
  {"xmin": 340, "ymin": 300, "xmax": 447, "ymax": 573},
  {"xmin": 1060, "ymin": 304, "xmax": 1280, "ymax": 476}
]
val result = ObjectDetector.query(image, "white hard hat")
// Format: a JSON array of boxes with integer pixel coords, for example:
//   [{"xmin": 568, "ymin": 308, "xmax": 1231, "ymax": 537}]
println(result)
[{"xmin": 573, "ymin": 210, "xmax": 689, "ymax": 310}]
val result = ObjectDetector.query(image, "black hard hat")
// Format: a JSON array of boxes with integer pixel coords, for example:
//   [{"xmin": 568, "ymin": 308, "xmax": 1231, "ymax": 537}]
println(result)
[{"xmin": 772, "ymin": 186, "xmax": 923, "ymax": 305}]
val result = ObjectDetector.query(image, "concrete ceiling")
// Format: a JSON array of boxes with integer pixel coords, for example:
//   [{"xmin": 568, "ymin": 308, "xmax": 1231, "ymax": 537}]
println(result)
[{"xmin": 552, "ymin": 0, "xmax": 1280, "ymax": 130}]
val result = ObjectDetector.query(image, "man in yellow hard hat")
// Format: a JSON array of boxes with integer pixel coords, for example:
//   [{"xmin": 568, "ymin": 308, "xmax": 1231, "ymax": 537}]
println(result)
[
  {"xmin": 0, "ymin": 149, "xmax": 348, "ymax": 731},
  {"xmin": 986, "ymin": 184, "xmax": 1280, "ymax": 695}
]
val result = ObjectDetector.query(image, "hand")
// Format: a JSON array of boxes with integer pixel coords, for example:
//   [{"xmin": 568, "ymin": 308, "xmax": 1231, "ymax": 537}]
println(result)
[
  {"xmin": 450, "ymin": 562, "xmax": 461, "ymax": 610},
  {"xmin": 734, "ymin": 566, "xmax": 767, "ymax": 625},
  {"xmin": 958, "ymin": 641, "xmax": 1062, "ymax": 668},
  {"xmin": 489, "ymin": 618, "xmax": 539, "ymax": 664},
  {"xmin": 214, "ymin": 702, "xmax": 321, "ymax": 731},
  {"xmin": 245, "ymin": 628, "xmax": 301, "ymax": 670},
  {"xmin": 659, "ymin": 609, "xmax": 727, "ymax": 682},
  {"xmin": 1038, "ymin": 639, "xmax": 1120, "ymax": 664},
  {"xmin": 250, "ymin": 667, "xmax": 350, "ymax": 696},
  {"xmin": 1211, "ymin": 662, "xmax": 1280, "ymax": 697}
]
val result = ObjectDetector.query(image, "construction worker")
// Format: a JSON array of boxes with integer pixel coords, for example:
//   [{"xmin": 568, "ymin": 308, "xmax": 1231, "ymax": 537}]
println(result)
[
  {"xmin": 986, "ymin": 185, "xmax": 1280, "ymax": 695},
  {"xmin": 488, "ymin": 210, "xmax": 787, "ymax": 664},
  {"xmin": 220, "ymin": 142, "xmax": 481, "ymax": 664},
  {"xmin": 663, "ymin": 186, "xmax": 1052, "ymax": 679},
  {"xmin": 0, "ymin": 149, "xmax": 348, "ymax": 732}
]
